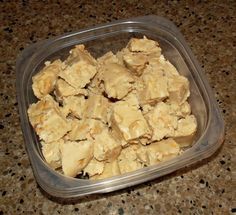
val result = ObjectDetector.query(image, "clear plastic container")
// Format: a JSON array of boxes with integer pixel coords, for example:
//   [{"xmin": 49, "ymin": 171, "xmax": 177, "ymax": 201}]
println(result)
[{"xmin": 16, "ymin": 15, "xmax": 224, "ymax": 198}]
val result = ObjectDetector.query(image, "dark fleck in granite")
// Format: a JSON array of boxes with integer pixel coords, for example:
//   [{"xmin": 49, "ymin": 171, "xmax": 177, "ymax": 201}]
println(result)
[{"xmin": 0, "ymin": 0, "xmax": 235, "ymax": 214}]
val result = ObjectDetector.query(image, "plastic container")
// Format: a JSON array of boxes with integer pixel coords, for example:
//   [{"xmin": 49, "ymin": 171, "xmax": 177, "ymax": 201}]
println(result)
[{"xmin": 16, "ymin": 15, "xmax": 224, "ymax": 198}]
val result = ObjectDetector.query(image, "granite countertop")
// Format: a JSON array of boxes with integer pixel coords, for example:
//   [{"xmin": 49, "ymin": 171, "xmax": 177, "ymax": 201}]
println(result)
[{"xmin": 0, "ymin": 1, "xmax": 235, "ymax": 214}]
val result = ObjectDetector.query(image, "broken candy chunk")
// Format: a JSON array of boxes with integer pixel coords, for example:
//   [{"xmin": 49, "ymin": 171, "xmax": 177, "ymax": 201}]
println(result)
[
  {"xmin": 137, "ymin": 138, "xmax": 180, "ymax": 165},
  {"xmin": 145, "ymin": 102, "xmax": 178, "ymax": 142},
  {"xmin": 28, "ymin": 94, "xmax": 59, "ymax": 125},
  {"xmin": 84, "ymin": 94, "xmax": 110, "ymax": 123},
  {"xmin": 62, "ymin": 95, "xmax": 86, "ymax": 119},
  {"xmin": 54, "ymin": 79, "xmax": 87, "ymax": 101},
  {"xmin": 138, "ymin": 64, "xmax": 169, "ymax": 105},
  {"xmin": 141, "ymin": 103, "xmax": 154, "ymax": 115},
  {"xmin": 168, "ymin": 75, "xmax": 190, "ymax": 105},
  {"xmin": 122, "ymin": 92, "xmax": 140, "ymax": 109},
  {"xmin": 100, "ymin": 63, "xmax": 134, "ymax": 99},
  {"xmin": 93, "ymin": 129, "xmax": 121, "ymax": 162},
  {"xmin": 115, "ymin": 48, "xmax": 129, "ymax": 66},
  {"xmin": 118, "ymin": 144, "xmax": 143, "ymax": 174},
  {"xmin": 147, "ymin": 138, "xmax": 180, "ymax": 163},
  {"xmin": 32, "ymin": 60, "xmax": 63, "ymax": 99},
  {"xmin": 109, "ymin": 126, "xmax": 127, "ymax": 147},
  {"xmin": 123, "ymin": 52, "xmax": 148, "ymax": 76},
  {"xmin": 83, "ymin": 158, "xmax": 104, "ymax": 177},
  {"xmin": 111, "ymin": 100, "xmax": 151, "ymax": 144},
  {"xmin": 92, "ymin": 159, "xmax": 121, "ymax": 180},
  {"xmin": 66, "ymin": 119, "xmax": 91, "ymax": 141},
  {"xmin": 27, "ymin": 95, "xmax": 71, "ymax": 143},
  {"xmin": 41, "ymin": 139, "xmax": 63, "ymax": 169},
  {"xmin": 60, "ymin": 140, "xmax": 93, "ymax": 177},
  {"xmin": 67, "ymin": 118, "xmax": 106, "ymax": 141},
  {"xmin": 128, "ymin": 36, "xmax": 161, "ymax": 54},
  {"xmin": 97, "ymin": 51, "xmax": 120, "ymax": 65},
  {"xmin": 66, "ymin": 44, "xmax": 97, "ymax": 66},
  {"xmin": 59, "ymin": 61, "xmax": 97, "ymax": 89},
  {"xmin": 149, "ymin": 54, "xmax": 180, "ymax": 77},
  {"xmin": 88, "ymin": 119, "xmax": 107, "ymax": 139},
  {"xmin": 174, "ymin": 115, "xmax": 197, "ymax": 147},
  {"xmin": 167, "ymin": 101, "xmax": 191, "ymax": 118}
]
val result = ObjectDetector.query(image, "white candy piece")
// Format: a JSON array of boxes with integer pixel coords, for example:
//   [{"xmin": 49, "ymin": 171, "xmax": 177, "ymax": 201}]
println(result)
[
  {"xmin": 32, "ymin": 60, "xmax": 63, "ymax": 99},
  {"xmin": 83, "ymin": 158, "xmax": 104, "ymax": 177},
  {"xmin": 93, "ymin": 129, "xmax": 121, "ymax": 162},
  {"xmin": 138, "ymin": 64, "xmax": 169, "ymax": 105},
  {"xmin": 111, "ymin": 100, "xmax": 151, "ymax": 144},
  {"xmin": 145, "ymin": 102, "xmax": 178, "ymax": 142},
  {"xmin": 100, "ymin": 63, "xmax": 134, "ymax": 99},
  {"xmin": 60, "ymin": 140, "xmax": 93, "ymax": 177},
  {"xmin": 55, "ymin": 78, "xmax": 88, "ymax": 100},
  {"xmin": 92, "ymin": 160, "xmax": 120, "ymax": 180},
  {"xmin": 28, "ymin": 95, "xmax": 71, "ymax": 143},
  {"xmin": 118, "ymin": 144, "xmax": 143, "ymax": 174},
  {"xmin": 136, "ymin": 138, "xmax": 180, "ymax": 165},
  {"xmin": 41, "ymin": 139, "xmax": 63, "ymax": 169}
]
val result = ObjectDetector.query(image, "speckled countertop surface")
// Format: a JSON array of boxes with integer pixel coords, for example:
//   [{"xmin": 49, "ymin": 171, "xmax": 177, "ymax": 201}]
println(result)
[{"xmin": 0, "ymin": 1, "xmax": 235, "ymax": 214}]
